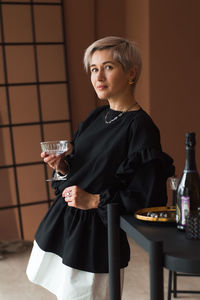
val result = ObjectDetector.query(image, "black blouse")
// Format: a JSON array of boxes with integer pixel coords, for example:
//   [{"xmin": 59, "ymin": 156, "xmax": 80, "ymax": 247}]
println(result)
[{"xmin": 35, "ymin": 105, "xmax": 175, "ymax": 273}]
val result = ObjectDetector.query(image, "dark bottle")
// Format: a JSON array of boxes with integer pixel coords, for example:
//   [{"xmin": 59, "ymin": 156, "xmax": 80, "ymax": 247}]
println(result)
[{"xmin": 176, "ymin": 132, "xmax": 200, "ymax": 230}]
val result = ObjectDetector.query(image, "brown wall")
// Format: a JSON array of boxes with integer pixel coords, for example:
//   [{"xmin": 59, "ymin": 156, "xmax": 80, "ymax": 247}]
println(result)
[
  {"xmin": 63, "ymin": 0, "xmax": 96, "ymax": 131},
  {"xmin": 126, "ymin": 0, "xmax": 150, "ymax": 113},
  {"xmin": 149, "ymin": 0, "xmax": 200, "ymax": 177}
]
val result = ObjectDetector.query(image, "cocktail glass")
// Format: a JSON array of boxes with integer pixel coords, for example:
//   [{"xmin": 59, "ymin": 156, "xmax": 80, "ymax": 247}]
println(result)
[{"xmin": 40, "ymin": 140, "xmax": 68, "ymax": 181}]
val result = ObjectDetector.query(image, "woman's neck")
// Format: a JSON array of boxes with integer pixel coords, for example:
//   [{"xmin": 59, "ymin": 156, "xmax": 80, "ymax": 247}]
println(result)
[{"xmin": 108, "ymin": 95, "xmax": 138, "ymax": 111}]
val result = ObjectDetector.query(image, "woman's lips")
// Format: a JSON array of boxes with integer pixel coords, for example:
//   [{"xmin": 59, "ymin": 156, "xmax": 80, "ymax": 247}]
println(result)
[{"xmin": 97, "ymin": 85, "xmax": 107, "ymax": 90}]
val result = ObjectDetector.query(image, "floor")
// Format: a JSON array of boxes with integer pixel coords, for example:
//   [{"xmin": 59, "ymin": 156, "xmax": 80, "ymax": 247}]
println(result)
[{"xmin": 0, "ymin": 238, "xmax": 200, "ymax": 300}]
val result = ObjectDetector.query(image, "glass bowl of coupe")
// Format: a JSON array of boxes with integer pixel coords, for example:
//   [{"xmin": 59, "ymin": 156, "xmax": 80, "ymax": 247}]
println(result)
[{"xmin": 40, "ymin": 140, "xmax": 68, "ymax": 181}]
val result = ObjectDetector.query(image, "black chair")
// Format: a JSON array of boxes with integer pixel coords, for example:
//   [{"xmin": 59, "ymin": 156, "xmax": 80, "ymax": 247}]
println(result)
[{"xmin": 168, "ymin": 271, "xmax": 200, "ymax": 299}]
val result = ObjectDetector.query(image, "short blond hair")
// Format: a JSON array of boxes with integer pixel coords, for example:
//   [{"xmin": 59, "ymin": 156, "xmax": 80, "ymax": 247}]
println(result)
[{"xmin": 83, "ymin": 36, "xmax": 142, "ymax": 83}]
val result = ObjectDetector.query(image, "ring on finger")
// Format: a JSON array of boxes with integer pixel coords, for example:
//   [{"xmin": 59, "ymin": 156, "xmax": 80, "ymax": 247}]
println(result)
[{"xmin": 66, "ymin": 192, "xmax": 71, "ymax": 197}]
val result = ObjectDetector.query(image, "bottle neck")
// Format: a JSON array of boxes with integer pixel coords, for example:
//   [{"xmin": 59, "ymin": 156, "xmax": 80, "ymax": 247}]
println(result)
[{"xmin": 184, "ymin": 146, "xmax": 197, "ymax": 171}]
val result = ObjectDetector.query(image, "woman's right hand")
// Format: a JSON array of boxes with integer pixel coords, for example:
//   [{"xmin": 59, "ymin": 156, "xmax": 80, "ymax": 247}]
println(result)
[{"xmin": 41, "ymin": 150, "xmax": 70, "ymax": 175}]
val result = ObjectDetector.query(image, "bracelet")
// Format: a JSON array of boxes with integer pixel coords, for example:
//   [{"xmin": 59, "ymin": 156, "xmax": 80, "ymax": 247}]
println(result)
[{"xmin": 56, "ymin": 172, "xmax": 68, "ymax": 180}]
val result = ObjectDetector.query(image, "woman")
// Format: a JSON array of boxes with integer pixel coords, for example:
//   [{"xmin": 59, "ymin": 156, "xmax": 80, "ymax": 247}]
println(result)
[{"xmin": 26, "ymin": 36, "xmax": 174, "ymax": 299}]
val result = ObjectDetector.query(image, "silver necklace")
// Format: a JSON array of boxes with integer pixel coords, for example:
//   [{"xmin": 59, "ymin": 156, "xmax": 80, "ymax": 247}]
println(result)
[{"xmin": 105, "ymin": 103, "xmax": 138, "ymax": 124}]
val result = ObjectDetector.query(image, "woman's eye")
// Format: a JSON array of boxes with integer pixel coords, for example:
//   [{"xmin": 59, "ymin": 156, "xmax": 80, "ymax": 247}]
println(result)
[
  {"xmin": 91, "ymin": 68, "xmax": 98, "ymax": 73},
  {"xmin": 105, "ymin": 65, "xmax": 113, "ymax": 70}
]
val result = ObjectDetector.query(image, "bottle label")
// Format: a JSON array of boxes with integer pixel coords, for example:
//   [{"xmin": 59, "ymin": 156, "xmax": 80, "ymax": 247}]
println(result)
[{"xmin": 181, "ymin": 196, "xmax": 190, "ymax": 226}]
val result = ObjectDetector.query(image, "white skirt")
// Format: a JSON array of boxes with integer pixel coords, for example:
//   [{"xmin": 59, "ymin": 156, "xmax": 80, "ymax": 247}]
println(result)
[{"xmin": 26, "ymin": 241, "xmax": 124, "ymax": 300}]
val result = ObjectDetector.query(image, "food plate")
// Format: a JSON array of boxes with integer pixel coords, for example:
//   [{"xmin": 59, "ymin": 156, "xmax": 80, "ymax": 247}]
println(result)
[{"xmin": 135, "ymin": 206, "xmax": 176, "ymax": 222}]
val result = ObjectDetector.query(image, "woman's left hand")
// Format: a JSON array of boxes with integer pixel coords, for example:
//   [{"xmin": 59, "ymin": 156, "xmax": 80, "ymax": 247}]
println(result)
[{"xmin": 62, "ymin": 186, "xmax": 100, "ymax": 210}]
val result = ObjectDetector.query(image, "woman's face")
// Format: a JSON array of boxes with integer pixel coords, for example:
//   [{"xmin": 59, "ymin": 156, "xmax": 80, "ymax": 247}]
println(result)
[{"xmin": 90, "ymin": 49, "xmax": 133, "ymax": 102}]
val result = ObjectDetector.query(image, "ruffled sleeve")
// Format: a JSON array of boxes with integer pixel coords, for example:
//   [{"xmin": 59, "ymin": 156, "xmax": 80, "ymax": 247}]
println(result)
[
  {"xmin": 97, "ymin": 115, "xmax": 175, "ymax": 225},
  {"xmin": 98, "ymin": 148, "xmax": 175, "ymax": 225}
]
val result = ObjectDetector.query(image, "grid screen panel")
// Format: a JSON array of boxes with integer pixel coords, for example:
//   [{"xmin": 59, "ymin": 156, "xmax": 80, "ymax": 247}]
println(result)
[{"xmin": 0, "ymin": 0, "xmax": 72, "ymax": 240}]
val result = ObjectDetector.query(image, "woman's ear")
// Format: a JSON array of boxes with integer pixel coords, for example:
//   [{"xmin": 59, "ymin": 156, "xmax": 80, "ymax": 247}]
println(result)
[{"xmin": 128, "ymin": 66, "xmax": 137, "ymax": 82}]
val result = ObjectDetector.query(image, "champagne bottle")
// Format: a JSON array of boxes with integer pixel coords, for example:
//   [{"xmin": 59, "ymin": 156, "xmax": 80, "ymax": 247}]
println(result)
[{"xmin": 176, "ymin": 132, "xmax": 200, "ymax": 230}]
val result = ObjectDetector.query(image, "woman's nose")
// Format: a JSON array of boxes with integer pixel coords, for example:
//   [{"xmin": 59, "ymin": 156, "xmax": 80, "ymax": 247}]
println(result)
[{"xmin": 97, "ymin": 69, "xmax": 105, "ymax": 81}]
